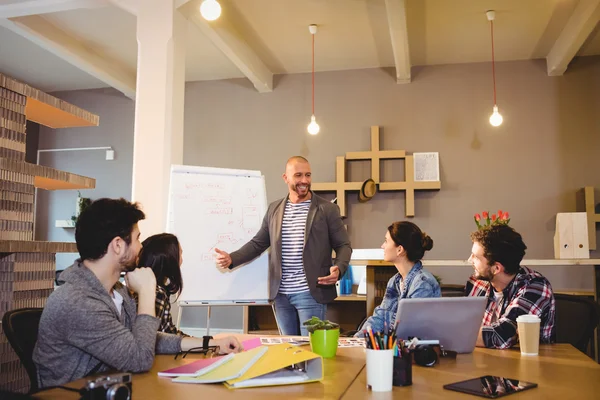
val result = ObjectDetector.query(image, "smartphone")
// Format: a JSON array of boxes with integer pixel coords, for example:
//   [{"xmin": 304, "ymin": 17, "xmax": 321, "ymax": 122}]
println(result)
[{"xmin": 443, "ymin": 376, "xmax": 537, "ymax": 398}]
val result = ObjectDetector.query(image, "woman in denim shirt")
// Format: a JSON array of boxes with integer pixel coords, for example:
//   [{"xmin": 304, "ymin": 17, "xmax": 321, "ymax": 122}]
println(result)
[{"xmin": 356, "ymin": 221, "xmax": 441, "ymax": 337}]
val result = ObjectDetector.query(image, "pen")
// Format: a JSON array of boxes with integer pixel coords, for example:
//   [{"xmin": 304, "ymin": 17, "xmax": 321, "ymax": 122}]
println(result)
[
  {"xmin": 384, "ymin": 321, "xmax": 388, "ymax": 350},
  {"xmin": 367, "ymin": 328, "xmax": 379, "ymax": 350},
  {"xmin": 363, "ymin": 331, "xmax": 372, "ymax": 349}
]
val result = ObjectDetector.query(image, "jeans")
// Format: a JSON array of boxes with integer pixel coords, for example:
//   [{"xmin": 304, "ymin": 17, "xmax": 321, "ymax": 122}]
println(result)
[{"xmin": 274, "ymin": 291, "xmax": 327, "ymax": 336}]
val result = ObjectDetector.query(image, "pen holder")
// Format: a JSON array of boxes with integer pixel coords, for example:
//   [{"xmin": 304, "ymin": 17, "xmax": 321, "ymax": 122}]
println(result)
[
  {"xmin": 392, "ymin": 351, "xmax": 413, "ymax": 387},
  {"xmin": 366, "ymin": 349, "xmax": 393, "ymax": 392}
]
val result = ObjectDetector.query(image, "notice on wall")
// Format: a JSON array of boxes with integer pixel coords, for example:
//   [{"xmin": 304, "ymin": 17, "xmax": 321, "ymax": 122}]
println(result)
[{"xmin": 413, "ymin": 152, "xmax": 440, "ymax": 182}]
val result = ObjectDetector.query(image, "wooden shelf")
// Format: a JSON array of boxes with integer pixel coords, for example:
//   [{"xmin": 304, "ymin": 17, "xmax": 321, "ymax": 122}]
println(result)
[
  {"xmin": 0, "ymin": 157, "xmax": 95, "ymax": 190},
  {"xmin": 55, "ymin": 220, "xmax": 75, "ymax": 228},
  {"xmin": 0, "ymin": 72, "xmax": 99, "ymax": 128},
  {"xmin": 356, "ymin": 259, "xmax": 600, "ymax": 267},
  {"xmin": 555, "ymin": 290, "xmax": 594, "ymax": 297},
  {"xmin": 248, "ymin": 329, "xmax": 279, "ymax": 335},
  {"xmin": 335, "ymin": 294, "xmax": 366, "ymax": 302},
  {"xmin": 26, "ymin": 98, "xmax": 98, "ymax": 129},
  {"xmin": 0, "ymin": 240, "xmax": 77, "ymax": 253}
]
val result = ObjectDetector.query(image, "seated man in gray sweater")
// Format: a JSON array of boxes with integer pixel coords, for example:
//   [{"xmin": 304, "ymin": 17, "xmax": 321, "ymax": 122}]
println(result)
[{"xmin": 33, "ymin": 198, "xmax": 241, "ymax": 388}]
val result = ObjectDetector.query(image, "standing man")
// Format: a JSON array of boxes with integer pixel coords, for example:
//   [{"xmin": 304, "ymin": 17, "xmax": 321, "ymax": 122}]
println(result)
[
  {"xmin": 466, "ymin": 224, "xmax": 556, "ymax": 349},
  {"xmin": 215, "ymin": 156, "xmax": 352, "ymax": 336}
]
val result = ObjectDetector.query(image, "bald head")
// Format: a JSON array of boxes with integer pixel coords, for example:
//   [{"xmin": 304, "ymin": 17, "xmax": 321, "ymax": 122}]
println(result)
[
  {"xmin": 285, "ymin": 156, "xmax": 309, "ymax": 170},
  {"xmin": 283, "ymin": 156, "xmax": 312, "ymax": 203}
]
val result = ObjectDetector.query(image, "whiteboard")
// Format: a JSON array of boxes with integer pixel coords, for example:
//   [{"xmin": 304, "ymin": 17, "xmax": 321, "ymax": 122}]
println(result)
[{"xmin": 167, "ymin": 165, "xmax": 270, "ymax": 305}]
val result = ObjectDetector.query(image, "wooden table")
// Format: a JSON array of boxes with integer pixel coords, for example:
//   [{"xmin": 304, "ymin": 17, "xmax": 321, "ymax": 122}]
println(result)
[
  {"xmin": 33, "ymin": 341, "xmax": 365, "ymax": 400},
  {"xmin": 34, "ymin": 342, "xmax": 600, "ymax": 400},
  {"xmin": 343, "ymin": 344, "xmax": 600, "ymax": 400}
]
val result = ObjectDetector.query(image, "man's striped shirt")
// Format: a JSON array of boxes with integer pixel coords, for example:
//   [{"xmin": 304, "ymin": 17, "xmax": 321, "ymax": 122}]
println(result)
[{"xmin": 279, "ymin": 199, "xmax": 311, "ymax": 294}]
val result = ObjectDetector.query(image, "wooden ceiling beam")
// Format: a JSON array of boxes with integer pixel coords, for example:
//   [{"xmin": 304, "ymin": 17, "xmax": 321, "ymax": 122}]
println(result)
[
  {"xmin": 0, "ymin": 15, "xmax": 136, "ymax": 98},
  {"xmin": 182, "ymin": 0, "xmax": 273, "ymax": 93},
  {"xmin": 547, "ymin": 0, "xmax": 600, "ymax": 76},
  {"xmin": 385, "ymin": 0, "xmax": 411, "ymax": 83}
]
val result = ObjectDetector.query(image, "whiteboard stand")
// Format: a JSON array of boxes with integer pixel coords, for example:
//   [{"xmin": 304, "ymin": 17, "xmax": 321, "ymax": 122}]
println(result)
[
  {"xmin": 175, "ymin": 302, "xmax": 281, "ymax": 336},
  {"xmin": 270, "ymin": 302, "xmax": 283, "ymax": 335},
  {"xmin": 206, "ymin": 305, "xmax": 212, "ymax": 335}
]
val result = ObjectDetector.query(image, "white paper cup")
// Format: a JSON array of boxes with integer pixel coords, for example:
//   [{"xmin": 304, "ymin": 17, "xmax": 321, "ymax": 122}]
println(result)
[
  {"xmin": 366, "ymin": 349, "xmax": 393, "ymax": 392},
  {"xmin": 516, "ymin": 314, "xmax": 541, "ymax": 356}
]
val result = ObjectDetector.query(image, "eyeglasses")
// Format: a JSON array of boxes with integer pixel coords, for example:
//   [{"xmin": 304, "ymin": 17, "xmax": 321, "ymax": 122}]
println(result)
[{"xmin": 174, "ymin": 345, "xmax": 220, "ymax": 360}]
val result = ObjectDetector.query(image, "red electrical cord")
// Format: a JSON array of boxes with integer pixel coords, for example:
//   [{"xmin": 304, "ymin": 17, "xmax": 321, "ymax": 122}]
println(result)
[
  {"xmin": 312, "ymin": 32, "xmax": 315, "ymax": 115},
  {"xmin": 490, "ymin": 19, "xmax": 497, "ymax": 106}
]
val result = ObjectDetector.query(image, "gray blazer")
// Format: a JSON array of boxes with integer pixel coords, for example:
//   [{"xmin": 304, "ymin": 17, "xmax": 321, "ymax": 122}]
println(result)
[{"xmin": 230, "ymin": 192, "xmax": 352, "ymax": 303}]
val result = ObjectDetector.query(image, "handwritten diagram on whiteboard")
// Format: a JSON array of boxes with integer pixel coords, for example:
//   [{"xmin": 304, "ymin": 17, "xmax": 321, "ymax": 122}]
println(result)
[{"xmin": 167, "ymin": 165, "xmax": 269, "ymax": 304}]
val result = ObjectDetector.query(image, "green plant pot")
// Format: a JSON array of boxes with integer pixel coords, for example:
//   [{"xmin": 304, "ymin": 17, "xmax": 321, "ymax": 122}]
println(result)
[{"xmin": 309, "ymin": 328, "xmax": 340, "ymax": 358}]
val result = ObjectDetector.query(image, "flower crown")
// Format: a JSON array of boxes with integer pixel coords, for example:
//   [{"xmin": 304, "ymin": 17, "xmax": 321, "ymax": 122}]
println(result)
[{"xmin": 474, "ymin": 210, "xmax": 510, "ymax": 230}]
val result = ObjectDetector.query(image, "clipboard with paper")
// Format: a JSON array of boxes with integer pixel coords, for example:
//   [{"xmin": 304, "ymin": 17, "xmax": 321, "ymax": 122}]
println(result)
[{"xmin": 224, "ymin": 343, "xmax": 323, "ymax": 389}]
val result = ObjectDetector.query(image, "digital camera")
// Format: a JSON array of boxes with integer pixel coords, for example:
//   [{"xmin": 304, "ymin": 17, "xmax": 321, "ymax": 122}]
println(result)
[{"xmin": 80, "ymin": 373, "xmax": 132, "ymax": 400}]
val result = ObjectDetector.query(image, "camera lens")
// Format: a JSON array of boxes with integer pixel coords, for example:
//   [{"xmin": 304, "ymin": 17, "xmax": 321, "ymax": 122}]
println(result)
[
  {"xmin": 414, "ymin": 346, "xmax": 438, "ymax": 367},
  {"xmin": 106, "ymin": 383, "xmax": 130, "ymax": 400}
]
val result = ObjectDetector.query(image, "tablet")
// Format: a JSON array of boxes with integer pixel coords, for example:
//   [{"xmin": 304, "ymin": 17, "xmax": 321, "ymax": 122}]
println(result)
[{"xmin": 443, "ymin": 376, "xmax": 537, "ymax": 398}]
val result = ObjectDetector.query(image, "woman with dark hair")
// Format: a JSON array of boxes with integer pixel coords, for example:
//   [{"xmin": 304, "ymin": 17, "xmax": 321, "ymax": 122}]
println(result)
[
  {"xmin": 138, "ymin": 233, "xmax": 188, "ymax": 336},
  {"xmin": 357, "ymin": 221, "xmax": 441, "ymax": 336}
]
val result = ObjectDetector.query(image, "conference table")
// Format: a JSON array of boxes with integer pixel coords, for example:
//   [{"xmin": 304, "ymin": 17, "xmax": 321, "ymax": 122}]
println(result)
[{"xmin": 34, "ymin": 338, "xmax": 600, "ymax": 400}]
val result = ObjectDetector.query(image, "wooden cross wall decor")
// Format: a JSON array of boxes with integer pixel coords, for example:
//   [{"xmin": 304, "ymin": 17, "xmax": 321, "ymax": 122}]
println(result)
[
  {"xmin": 579, "ymin": 186, "xmax": 600, "ymax": 250},
  {"xmin": 311, "ymin": 126, "xmax": 441, "ymax": 217}
]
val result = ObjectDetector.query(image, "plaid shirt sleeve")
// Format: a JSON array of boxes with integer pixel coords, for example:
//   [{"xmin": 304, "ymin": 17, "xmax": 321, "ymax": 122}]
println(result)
[
  {"xmin": 155, "ymin": 287, "xmax": 189, "ymax": 337},
  {"xmin": 480, "ymin": 277, "xmax": 554, "ymax": 349}
]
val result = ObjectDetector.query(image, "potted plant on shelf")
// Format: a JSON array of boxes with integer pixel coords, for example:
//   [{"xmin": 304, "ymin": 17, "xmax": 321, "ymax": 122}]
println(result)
[
  {"xmin": 303, "ymin": 316, "xmax": 340, "ymax": 358},
  {"xmin": 71, "ymin": 192, "xmax": 92, "ymax": 225}
]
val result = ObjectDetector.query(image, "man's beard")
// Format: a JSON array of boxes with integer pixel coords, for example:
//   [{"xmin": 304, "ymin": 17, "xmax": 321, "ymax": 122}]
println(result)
[
  {"xmin": 119, "ymin": 252, "xmax": 138, "ymax": 272},
  {"xmin": 293, "ymin": 183, "xmax": 311, "ymax": 198},
  {"xmin": 474, "ymin": 268, "xmax": 494, "ymax": 282}
]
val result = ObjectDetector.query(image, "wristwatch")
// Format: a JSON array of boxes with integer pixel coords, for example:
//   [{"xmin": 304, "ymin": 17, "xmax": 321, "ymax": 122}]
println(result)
[{"xmin": 202, "ymin": 335, "xmax": 213, "ymax": 351}]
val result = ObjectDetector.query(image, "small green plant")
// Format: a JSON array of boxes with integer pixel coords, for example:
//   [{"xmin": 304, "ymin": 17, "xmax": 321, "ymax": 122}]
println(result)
[
  {"xmin": 302, "ymin": 316, "xmax": 339, "ymax": 334},
  {"xmin": 71, "ymin": 193, "xmax": 92, "ymax": 224}
]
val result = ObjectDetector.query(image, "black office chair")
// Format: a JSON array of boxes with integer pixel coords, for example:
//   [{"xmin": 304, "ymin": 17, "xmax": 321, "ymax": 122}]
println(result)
[
  {"xmin": 2, "ymin": 308, "xmax": 44, "ymax": 394},
  {"xmin": 342, "ymin": 316, "xmax": 368, "ymax": 337},
  {"xmin": 554, "ymin": 294, "xmax": 600, "ymax": 358}
]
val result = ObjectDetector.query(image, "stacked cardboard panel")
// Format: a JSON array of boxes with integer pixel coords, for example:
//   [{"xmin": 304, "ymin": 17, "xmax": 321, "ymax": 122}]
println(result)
[
  {"xmin": 0, "ymin": 74, "xmax": 97, "ymax": 393},
  {"xmin": 0, "ymin": 254, "xmax": 55, "ymax": 392}
]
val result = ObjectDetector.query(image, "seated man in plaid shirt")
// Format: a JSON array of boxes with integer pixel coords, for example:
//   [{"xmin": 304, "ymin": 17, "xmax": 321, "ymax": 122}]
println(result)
[{"xmin": 466, "ymin": 224, "xmax": 556, "ymax": 349}]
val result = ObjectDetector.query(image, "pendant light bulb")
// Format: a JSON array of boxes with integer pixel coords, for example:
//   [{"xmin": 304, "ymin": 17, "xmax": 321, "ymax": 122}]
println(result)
[
  {"xmin": 307, "ymin": 115, "xmax": 320, "ymax": 135},
  {"xmin": 200, "ymin": 0, "xmax": 221, "ymax": 21},
  {"xmin": 489, "ymin": 105, "xmax": 503, "ymax": 127}
]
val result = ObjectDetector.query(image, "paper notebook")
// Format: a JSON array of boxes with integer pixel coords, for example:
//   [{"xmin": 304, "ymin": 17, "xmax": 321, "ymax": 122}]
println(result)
[
  {"xmin": 158, "ymin": 353, "xmax": 234, "ymax": 377},
  {"xmin": 173, "ymin": 346, "xmax": 268, "ymax": 384},
  {"xmin": 225, "ymin": 343, "xmax": 323, "ymax": 389},
  {"xmin": 241, "ymin": 337, "xmax": 262, "ymax": 351}
]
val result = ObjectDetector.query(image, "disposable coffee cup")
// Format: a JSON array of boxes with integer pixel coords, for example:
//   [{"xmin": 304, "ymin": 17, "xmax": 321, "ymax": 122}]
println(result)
[
  {"xmin": 366, "ymin": 349, "xmax": 393, "ymax": 392},
  {"xmin": 516, "ymin": 314, "xmax": 541, "ymax": 356}
]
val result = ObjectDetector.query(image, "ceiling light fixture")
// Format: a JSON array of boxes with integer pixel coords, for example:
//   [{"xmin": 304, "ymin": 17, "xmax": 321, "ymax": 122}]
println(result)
[
  {"xmin": 200, "ymin": 0, "xmax": 221, "ymax": 21},
  {"xmin": 487, "ymin": 10, "xmax": 503, "ymax": 127},
  {"xmin": 307, "ymin": 24, "xmax": 320, "ymax": 135}
]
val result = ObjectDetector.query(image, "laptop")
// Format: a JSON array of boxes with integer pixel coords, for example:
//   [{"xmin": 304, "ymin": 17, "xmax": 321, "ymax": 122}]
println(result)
[{"xmin": 395, "ymin": 297, "xmax": 487, "ymax": 353}]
